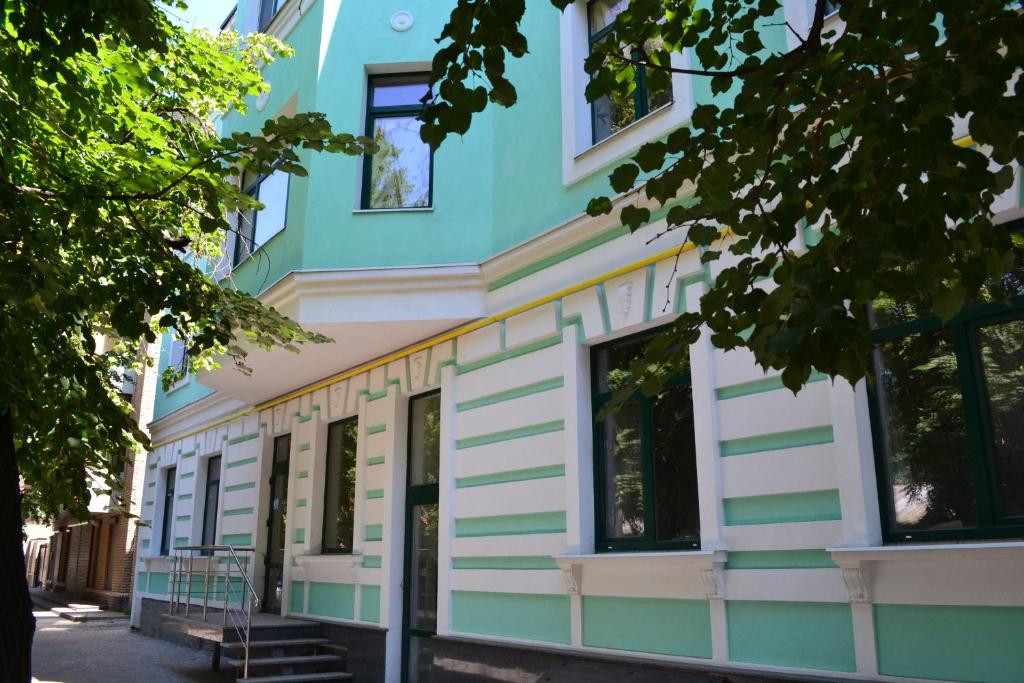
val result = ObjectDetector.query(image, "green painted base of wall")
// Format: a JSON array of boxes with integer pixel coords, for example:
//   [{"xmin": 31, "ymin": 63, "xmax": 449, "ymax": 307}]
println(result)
[
  {"xmin": 727, "ymin": 601, "xmax": 855, "ymax": 673},
  {"xmin": 290, "ymin": 581, "xmax": 305, "ymax": 614},
  {"xmin": 452, "ymin": 591, "xmax": 570, "ymax": 645},
  {"xmin": 360, "ymin": 585, "xmax": 381, "ymax": 623},
  {"xmin": 148, "ymin": 572, "xmax": 169, "ymax": 595},
  {"xmin": 308, "ymin": 582, "xmax": 355, "ymax": 620},
  {"xmin": 875, "ymin": 604, "xmax": 1024, "ymax": 683},
  {"xmin": 582, "ymin": 596, "xmax": 712, "ymax": 658}
]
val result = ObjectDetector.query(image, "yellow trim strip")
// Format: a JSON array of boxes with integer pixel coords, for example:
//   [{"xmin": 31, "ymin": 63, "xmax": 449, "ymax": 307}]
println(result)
[
  {"xmin": 151, "ymin": 238, "xmax": 705, "ymax": 449},
  {"xmin": 954, "ymin": 135, "xmax": 975, "ymax": 148}
]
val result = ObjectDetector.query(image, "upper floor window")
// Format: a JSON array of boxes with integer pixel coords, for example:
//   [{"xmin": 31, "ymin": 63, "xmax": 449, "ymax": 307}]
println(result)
[
  {"xmin": 588, "ymin": 0, "xmax": 672, "ymax": 144},
  {"xmin": 362, "ymin": 74, "xmax": 433, "ymax": 210},
  {"xmin": 234, "ymin": 168, "xmax": 289, "ymax": 266},
  {"xmin": 322, "ymin": 417, "xmax": 358, "ymax": 553},
  {"xmin": 258, "ymin": 0, "xmax": 285, "ymax": 32},
  {"xmin": 592, "ymin": 327, "xmax": 700, "ymax": 552},
  {"xmin": 869, "ymin": 225, "xmax": 1024, "ymax": 543}
]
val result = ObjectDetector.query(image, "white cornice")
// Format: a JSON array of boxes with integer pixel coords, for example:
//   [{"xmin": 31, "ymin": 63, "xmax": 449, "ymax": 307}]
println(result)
[
  {"xmin": 264, "ymin": 0, "xmax": 318, "ymax": 41},
  {"xmin": 149, "ymin": 391, "xmax": 250, "ymax": 445}
]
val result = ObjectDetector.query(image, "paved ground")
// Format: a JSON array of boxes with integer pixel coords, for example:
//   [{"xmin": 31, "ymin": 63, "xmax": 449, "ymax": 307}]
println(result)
[{"xmin": 32, "ymin": 603, "xmax": 228, "ymax": 683}]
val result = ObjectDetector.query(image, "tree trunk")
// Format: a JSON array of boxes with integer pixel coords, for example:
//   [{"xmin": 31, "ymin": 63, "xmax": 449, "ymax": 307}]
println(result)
[{"xmin": 0, "ymin": 409, "xmax": 35, "ymax": 682}]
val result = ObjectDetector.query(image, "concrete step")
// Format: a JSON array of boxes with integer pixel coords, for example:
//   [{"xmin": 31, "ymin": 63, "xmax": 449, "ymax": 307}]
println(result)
[
  {"xmin": 224, "ymin": 654, "xmax": 344, "ymax": 668},
  {"xmin": 237, "ymin": 672, "xmax": 353, "ymax": 682},
  {"xmin": 222, "ymin": 638, "xmax": 330, "ymax": 651}
]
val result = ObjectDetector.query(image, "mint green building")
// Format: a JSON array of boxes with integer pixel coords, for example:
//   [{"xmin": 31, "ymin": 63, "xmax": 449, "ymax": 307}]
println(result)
[{"xmin": 132, "ymin": 1, "xmax": 1024, "ymax": 682}]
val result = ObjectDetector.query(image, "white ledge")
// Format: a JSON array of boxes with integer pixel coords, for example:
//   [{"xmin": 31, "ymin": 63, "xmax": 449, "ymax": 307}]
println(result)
[
  {"xmin": 829, "ymin": 541, "xmax": 1024, "ymax": 563},
  {"xmin": 553, "ymin": 550, "xmax": 725, "ymax": 567},
  {"xmin": 554, "ymin": 550, "xmax": 728, "ymax": 599},
  {"xmin": 295, "ymin": 552, "xmax": 363, "ymax": 583}
]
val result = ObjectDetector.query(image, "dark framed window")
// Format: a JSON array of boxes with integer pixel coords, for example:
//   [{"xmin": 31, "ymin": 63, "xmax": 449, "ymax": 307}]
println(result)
[
  {"xmin": 201, "ymin": 456, "xmax": 222, "ymax": 549},
  {"xmin": 322, "ymin": 417, "xmax": 358, "ymax": 554},
  {"xmin": 361, "ymin": 74, "xmax": 433, "ymax": 210},
  {"xmin": 160, "ymin": 467, "xmax": 177, "ymax": 556},
  {"xmin": 592, "ymin": 326, "xmax": 700, "ymax": 552},
  {"xmin": 588, "ymin": 0, "xmax": 672, "ymax": 144},
  {"xmin": 233, "ymin": 168, "xmax": 289, "ymax": 266},
  {"xmin": 868, "ymin": 224, "xmax": 1024, "ymax": 543},
  {"xmin": 258, "ymin": 0, "xmax": 284, "ymax": 31}
]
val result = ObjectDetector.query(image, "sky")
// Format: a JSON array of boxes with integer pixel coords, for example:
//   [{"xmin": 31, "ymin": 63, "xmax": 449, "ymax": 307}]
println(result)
[{"xmin": 161, "ymin": 0, "xmax": 237, "ymax": 32}]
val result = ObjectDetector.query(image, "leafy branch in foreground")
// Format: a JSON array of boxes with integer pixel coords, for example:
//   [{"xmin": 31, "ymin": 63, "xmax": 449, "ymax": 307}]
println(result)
[{"xmin": 421, "ymin": 0, "xmax": 1024, "ymax": 399}]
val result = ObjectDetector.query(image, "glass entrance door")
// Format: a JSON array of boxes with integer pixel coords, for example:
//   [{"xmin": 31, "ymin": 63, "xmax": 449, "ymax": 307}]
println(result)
[
  {"xmin": 402, "ymin": 392, "xmax": 441, "ymax": 683},
  {"xmin": 264, "ymin": 434, "xmax": 290, "ymax": 613}
]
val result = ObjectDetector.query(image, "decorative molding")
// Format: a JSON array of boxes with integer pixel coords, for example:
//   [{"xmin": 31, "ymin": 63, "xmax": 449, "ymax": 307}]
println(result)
[
  {"xmin": 700, "ymin": 562, "xmax": 726, "ymax": 600},
  {"xmin": 840, "ymin": 564, "xmax": 869, "ymax": 604},
  {"xmin": 561, "ymin": 563, "xmax": 582, "ymax": 595},
  {"xmin": 617, "ymin": 281, "xmax": 633, "ymax": 317},
  {"xmin": 390, "ymin": 10, "xmax": 413, "ymax": 32}
]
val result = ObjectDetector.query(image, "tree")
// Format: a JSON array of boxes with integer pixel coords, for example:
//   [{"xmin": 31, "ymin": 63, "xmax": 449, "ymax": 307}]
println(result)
[
  {"xmin": 420, "ymin": 0, "xmax": 1024, "ymax": 400},
  {"xmin": 0, "ymin": 3, "xmax": 371, "ymax": 678}
]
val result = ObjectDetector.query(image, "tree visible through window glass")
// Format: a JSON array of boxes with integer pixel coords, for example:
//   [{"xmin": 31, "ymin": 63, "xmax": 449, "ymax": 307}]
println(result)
[
  {"xmin": 322, "ymin": 417, "xmax": 357, "ymax": 553},
  {"xmin": 592, "ymin": 327, "xmax": 699, "ymax": 551},
  {"xmin": 363, "ymin": 75, "xmax": 432, "ymax": 209},
  {"xmin": 588, "ymin": 0, "xmax": 673, "ymax": 144},
  {"xmin": 869, "ymin": 225, "xmax": 1024, "ymax": 542}
]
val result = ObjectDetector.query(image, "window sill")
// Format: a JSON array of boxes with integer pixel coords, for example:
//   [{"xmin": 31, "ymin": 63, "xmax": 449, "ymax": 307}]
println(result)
[
  {"xmin": 165, "ymin": 377, "xmax": 190, "ymax": 395},
  {"xmin": 554, "ymin": 550, "xmax": 727, "ymax": 600},
  {"xmin": 352, "ymin": 207, "xmax": 433, "ymax": 215},
  {"xmin": 294, "ymin": 551, "xmax": 366, "ymax": 583},
  {"xmin": 829, "ymin": 541, "xmax": 1024, "ymax": 564}
]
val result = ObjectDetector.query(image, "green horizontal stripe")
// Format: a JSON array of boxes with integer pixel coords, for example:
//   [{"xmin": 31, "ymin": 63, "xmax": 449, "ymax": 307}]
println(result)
[
  {"xmin": 456, "ymin": 420, "xmax": 564, "ymax": 450},
  {"xmin": 727, "ymin": 550, "xmax": 838, "ymax": 569},
  {"xmin": 367, "ymin": 455, "xmax": 385, "ymax": 466},
  {"xmin": 144, "ymin": 501, "xmax": 154, "ymax": 506},
  {"xmin": 723, "ymin": 489, "xmax": 842, "ymax": 526},
  {"xmin": 222, "ymin": 507, "xmax": 254, "ymax": 517},
  {"xmin": 456, "ymin": 334, "xmax": 562, "ymax": 375},
  {"xmin": 297, "ymin": 470, "xmax": 309, "ymax": 479},
  {"xmin": 366, "ymin": 488, "xmax": 384, "ymax": 499},
  {"xmin": 294, "ymin": 528, "xmax": 305, "ymax": 543},
  {"xmin": 227, "ymin": 432, "xmax": 260, "ymax": 445},
  {"xmin": 365, "ymin": 524, "xmax": 383, "ymax": 541},
  {"xmin": 179, "ymin": 472, "xmax": 194, "ymax": 479},
  {"xmin": 296, "ymin": 498, "xmax": 308, "ymax": 508},
  {"xmin": 147, "ymin": 482, "xmax": 155, "ymax": 487},
  {"xmin": 488, "ymin": 225, "xmax": 628, "ymax": 291},
  {"xmin": 455, "ymin": 464, "xmax": 565, "ymax": 489},
  {"xmin": 178, "ymin": 493, "xmax": 192, "ymax": 501},
  {"xmin": 226, "ymin": 456, "xmax": 257, "ymax": 468},
  {"xmin": 720, "ymin": 425, "xmax": 834, "ymax": 457},
  {"xmin": 221, "ymin": 533, "xmax": 252, "ymax": 546},
  {"xmin": 298, "ymin": 414, "xmax": 313, "ymax": 423},
  {"xmin": 456, "ymin": 377, "xmax": 564, "ymax": 412},
  {"xmin": 453, "ymin": 555, "xmax": 559, "ymax": 570},
  {"xmin": 225, "ymin": 481, "xmax": 255, "ymax": 492},
  {"xmin": 455, "ymin": 511, "xmax": 567, "ymax": 538},
  {"xmin": 367, "ymin": 388, "xmax": 388, "ymax": 401},
  {"xmin": 174, "ymin": 537, "xmax": 189, "ymax": 548},
  {"xmin": 180, "ymin": 450, "xmax": 196, "ymax": 458},
  {"xmin": 175, "ymin": 515, "xmax": 191, "ymax": 522},
  {"xmin": 716, "ymin": 372, "xmax": 828, "ymax": 400},
  {"xmin": 298, "ymin": 442, "xmax": 310, "ymax": 452},
  {"xmin": 367, "ymin": 423, "xmax": 387, "ymax": 435},
  {"xmin": 363, "ymin": 555, "xmax": 382, "ymax": 568},
  {"xmin": 141, "ymin": 539, "xmax": 150, "ymax": 549},
  {"xmin": 148, "ymin": 463, "xmax": 157, "ymax": 470}
]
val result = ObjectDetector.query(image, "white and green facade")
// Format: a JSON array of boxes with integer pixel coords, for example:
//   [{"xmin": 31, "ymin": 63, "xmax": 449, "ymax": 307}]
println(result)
[{"xmin": 133, "ymin": 1, "xmax": 1024, "ymax": 682}]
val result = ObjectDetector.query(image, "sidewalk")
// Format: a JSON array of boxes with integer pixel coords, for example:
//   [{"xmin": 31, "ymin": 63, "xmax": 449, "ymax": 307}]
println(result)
[
  {"xmin": 31, "ymin": 591, "xmax": 227, "ymax": 683},
  {"xmin": 31, "ymin": 589, "xmax": 128, "ymax": 623}
]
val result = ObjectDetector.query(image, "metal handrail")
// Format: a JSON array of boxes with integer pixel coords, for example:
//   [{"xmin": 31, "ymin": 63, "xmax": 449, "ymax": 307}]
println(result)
[{"xmin": 170, "ymin": 544, "xmax": 260, "ymax": 678}]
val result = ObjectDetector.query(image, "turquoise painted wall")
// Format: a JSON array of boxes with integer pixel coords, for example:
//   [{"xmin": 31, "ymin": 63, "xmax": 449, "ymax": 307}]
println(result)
[
  {"xmin": 582, "ymin": 596, "xmax": 712, "ymax": 658},
  {"xmin": 727, "ymin": 600, "xmax": 856, "ymax": 672},
  {"xmin": 153, "ymin": 330, "xmax": 214, "ymax": 420},
  {"xmin": 308, "ymin": 581, "xmax": 355, "ymax": 619},
  {"xmin": 452, "ymin": 591, "xmax": 571, "ymax": 644},
  {"xmin": 875, "ymin": 604, "xmax": 1024, "ymax": 683},
  {"xmin": 290, "ymin": 580, "xmax": 305, "ymax": 614}
]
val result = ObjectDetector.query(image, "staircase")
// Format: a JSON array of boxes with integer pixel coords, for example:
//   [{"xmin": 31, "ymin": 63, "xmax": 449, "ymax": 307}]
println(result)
[{"xmin": 160, "ymin": 545, "xmax": 353, "ymax": 683}]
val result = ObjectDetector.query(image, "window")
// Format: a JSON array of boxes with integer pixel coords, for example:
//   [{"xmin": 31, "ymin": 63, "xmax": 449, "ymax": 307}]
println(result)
[
  {"xmin": 258, "ymin": 0, "xmax": 284, "ymax": 31},
  {"xmin": 362, "ymin": 75, "xmax": 433, "ymax": 210},
  {"xmin": 234, "ymin": 168, "xmax": 289, "ymax": 265},
  {"xmin": 869, "ymin": 226, "xmax": 1024, "ymax": 542},
  {"xmin": 592, "ymin": 327, "xmax": 700, "ymax": 552},
  {"xmin": 160, "ymin": 467, "xmax": 176, "ymax": 556},
  {"xmin": 168, "ymin": 334, "xmax": 187, "ymax": 373},
  {"xmin": 201, "ymin": 456, "xmax": 221, "ymax": 549},
  {"xmin": 588, "ymin": 0, "xmax": 672, "ymax": 144},
  {"xmin": 322, "ymin": 417, "xmax": 358, "ymax": 553}
]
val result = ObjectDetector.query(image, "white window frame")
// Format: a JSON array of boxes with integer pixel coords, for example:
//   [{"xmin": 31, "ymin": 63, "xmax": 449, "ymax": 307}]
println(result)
[{"xmin": 559, "ymin": 1, "xmax": 694, "ymax": 186}]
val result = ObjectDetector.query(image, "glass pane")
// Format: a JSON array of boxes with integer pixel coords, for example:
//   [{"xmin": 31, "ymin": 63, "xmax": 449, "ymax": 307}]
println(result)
[
  {"xmin": 642, "ymin": 37, "xmax": 673, "ymax": 112},
  {"xmin": 601, "ymin": 400, "xmax": 645, "ymax": 538},
  {"xmin": 409, "ymin": 393, "xmax": 441, "ymax": 486},
  {"xmin": 409, "ymin": 503, "xmax": 438, "ymax": 632},
  {"xmin": 202, "ymin": 457, "xmax": 221, "ymax": 547},
  {"xmin": 650, "ymin": 386, "xmax": 700, "ymax": 542},
  {"xmin": 274, "ymin": 434, "xmax": 290, "ymax": 463},
  {"xmin": 253, "ymin": 169, "xmax": 288, "ymax": 249},
  {"xmin": 269, "ymin": 471, "xmax": 288, "ymax": 563},
  {"xmin": 161, "ymin": 467, "xmax": 176, "ymax": 555},
  {"xmin": 323, "ymin": 418, "xmax": 357, "ymax": 552},
  {"xmin": 975, "ymin": 317, "xmax": 1024, "ymax": 518},
  {"xmin": 371, "ymin": 79, "xmax": 430, "ymax": 108},
  {"xmin": 589, "ymin": 0, "xmax": 628, "ymax": 35},
  {"xmin": 594, "ymin": 335, "xmax": 649, "ymax": 394},
  {"xmin": 368, "ymin": 116, "xmax": 431, "ymax": 209},
  {"xmin": 407, "ymin": 636, "xmax": 436, "ymax": 683},
  {"xmin": 873, "ymin": 328, "xmax": 977, "ymax": 533}
]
